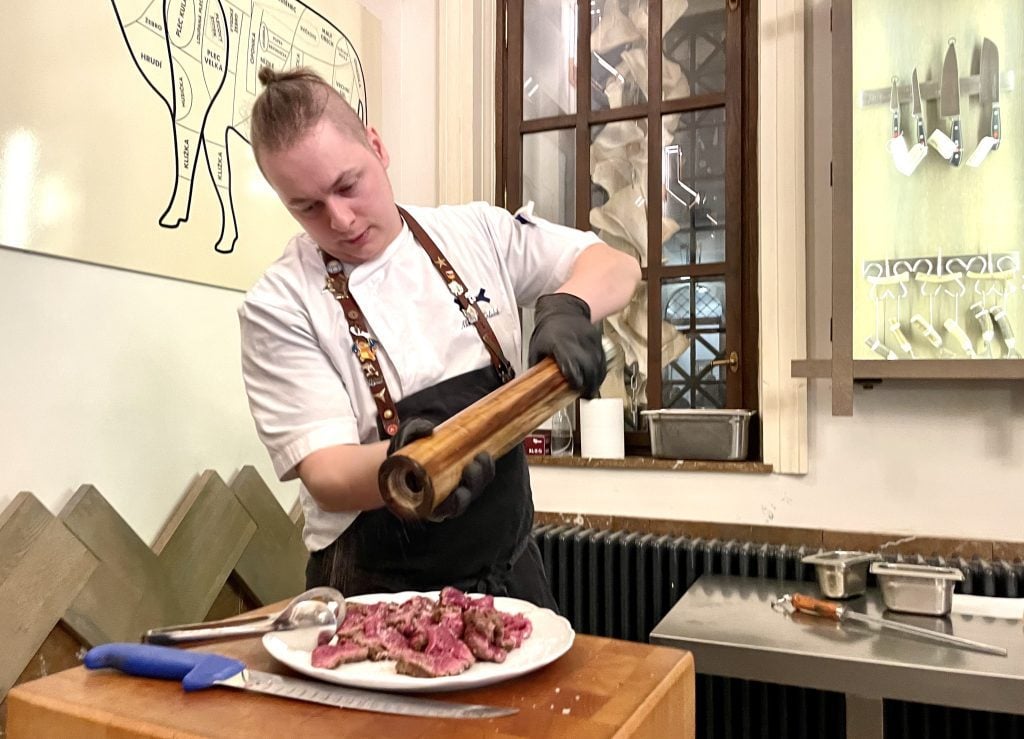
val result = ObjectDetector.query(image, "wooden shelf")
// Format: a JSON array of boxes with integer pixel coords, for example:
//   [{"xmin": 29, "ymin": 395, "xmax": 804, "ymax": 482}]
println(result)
[{"xmin": 792, "ymin": 359, "xmax": 1024, "ymax": 380}]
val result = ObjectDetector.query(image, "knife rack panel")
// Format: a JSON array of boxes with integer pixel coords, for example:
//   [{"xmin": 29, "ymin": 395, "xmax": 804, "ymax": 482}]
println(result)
[
  {"xmin": 0, "ymin": 467, "xmax": 308, "ymax": 720},
  {"xmin": 860, "ymin": 70, "xmax": 1016, "ymax": 107},
  {"xmin": 795, "ymin": 0, "xmax": 1024, "ymax": 414}
]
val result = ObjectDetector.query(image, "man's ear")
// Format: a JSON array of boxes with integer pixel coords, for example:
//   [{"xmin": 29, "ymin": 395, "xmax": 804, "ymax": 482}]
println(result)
[{"xmin": 365, "ymin": 126, "xmax": 390, "ymax": 168}]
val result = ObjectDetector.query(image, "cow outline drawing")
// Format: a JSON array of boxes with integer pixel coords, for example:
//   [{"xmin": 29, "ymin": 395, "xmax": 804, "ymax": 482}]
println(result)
[{"xmin": 110, "ymin": 0, "xmax": 368, "ymax": 254}]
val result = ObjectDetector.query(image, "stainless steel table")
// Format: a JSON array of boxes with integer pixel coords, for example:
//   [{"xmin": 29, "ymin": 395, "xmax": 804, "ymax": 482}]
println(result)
[{"xmin": 650, "ymin": 575, "xmax": 1024, "ymax": 739}]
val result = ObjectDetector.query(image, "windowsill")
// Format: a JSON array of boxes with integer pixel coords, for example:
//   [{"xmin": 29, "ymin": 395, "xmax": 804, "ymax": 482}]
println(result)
[{"xmin": 526, "ymin": 455, "xmax": 772, "ymax": 474}]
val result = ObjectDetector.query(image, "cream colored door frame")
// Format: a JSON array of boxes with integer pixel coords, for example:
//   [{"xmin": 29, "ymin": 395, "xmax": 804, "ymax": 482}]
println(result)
[{"xmin": 437, "ymin": 0, "xmax": 496, "ymax": 204}]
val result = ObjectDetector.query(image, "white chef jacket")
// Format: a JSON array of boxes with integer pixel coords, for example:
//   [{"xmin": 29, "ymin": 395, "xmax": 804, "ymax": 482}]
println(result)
[{"xmin": 239, "ymin": 201, "xmax": 600, "ymax": 550}]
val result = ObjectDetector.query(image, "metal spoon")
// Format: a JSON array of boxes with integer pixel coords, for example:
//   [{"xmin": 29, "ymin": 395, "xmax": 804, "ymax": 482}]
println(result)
[{"xmin": 143, "ymin": 587, "xmax": 345, "ymax": 645}]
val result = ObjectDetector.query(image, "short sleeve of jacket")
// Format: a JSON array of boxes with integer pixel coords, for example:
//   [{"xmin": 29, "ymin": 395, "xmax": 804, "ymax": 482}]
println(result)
[
  {"xmin": 238, "ymin": 295, "xmax": 359, "ymax": 481},
  {"xmin": 475, "ymin": 203, "xmax": 601, "ymax": 307}
]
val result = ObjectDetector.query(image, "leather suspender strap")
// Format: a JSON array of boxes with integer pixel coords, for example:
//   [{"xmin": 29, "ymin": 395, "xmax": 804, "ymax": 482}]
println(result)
[
  {"xmin": 319, "ymin": 206, "xmax": 515, "ymax": 438},
  {"xmin": 397, "ymin": 206, "xmax": 515, "ymax": 384},
  {"xmin": 320, "ymin": 256, "xmax": 402, "ymax": 437}
]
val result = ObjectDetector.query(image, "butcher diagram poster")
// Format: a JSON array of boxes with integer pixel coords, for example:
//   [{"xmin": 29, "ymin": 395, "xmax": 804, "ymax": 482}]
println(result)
[{"xmin": 0, "ymin": 0, "xmax": 381, "ymax": 290}]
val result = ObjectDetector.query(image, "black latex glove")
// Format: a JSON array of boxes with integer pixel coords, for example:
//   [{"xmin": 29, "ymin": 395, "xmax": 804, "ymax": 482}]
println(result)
[
  {"xmin": 527, "ymin": 293, "xmax": 606, "ymax": 399},
  {"xmin": 386, "ymin": 418, "xmax": 496, "ymax": 522}
]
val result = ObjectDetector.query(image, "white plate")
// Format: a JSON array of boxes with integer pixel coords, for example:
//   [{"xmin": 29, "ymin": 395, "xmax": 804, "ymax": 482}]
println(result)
[{"xmin": 263, "ymin": 591, "xmax": 575, "ymax": 693}]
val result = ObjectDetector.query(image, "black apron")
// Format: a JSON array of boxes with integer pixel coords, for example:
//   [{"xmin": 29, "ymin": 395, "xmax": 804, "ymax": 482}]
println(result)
[{"xmin": 305, "ymin": 365, "xmax": 558, "ymax": 611}]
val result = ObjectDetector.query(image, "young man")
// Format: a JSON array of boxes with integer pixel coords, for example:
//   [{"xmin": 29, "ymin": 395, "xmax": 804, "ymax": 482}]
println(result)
[{"xmin": 239, "ymin": 67, "xmax": 640, "ymax": 608}]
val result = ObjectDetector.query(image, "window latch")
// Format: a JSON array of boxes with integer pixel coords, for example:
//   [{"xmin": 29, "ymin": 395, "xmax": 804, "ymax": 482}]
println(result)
[{"xmin": 710, "ymin": 351, "xmax": 739, "ymax": 373}]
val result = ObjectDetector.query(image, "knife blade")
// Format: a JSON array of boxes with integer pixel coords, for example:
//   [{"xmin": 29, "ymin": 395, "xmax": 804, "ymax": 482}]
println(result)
[
  {"xmin": 911, "ymin": 68, "xmax": 926, "ymax": 146},
  {"xmin": 788, "ymin": 594, "xmax": 1007, "ymax": 657},
  {"xmin": 889, "ymin": 77, "xmax": 901, "ymax": 139},
  {"xmin": 84, "ymin": 643, "xmax": 517, "ymax": 719},
  {"xmin": 940, "ymin": 38, "xmax": 962, "ymax": 166},
  {"xmin": 981, "ymin": 38, "xmax": 1001, "ymax": 150}
]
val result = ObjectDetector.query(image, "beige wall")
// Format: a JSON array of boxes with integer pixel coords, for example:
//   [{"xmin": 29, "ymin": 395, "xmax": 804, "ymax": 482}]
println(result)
[
  {"xmin": 3, "ymin": 0, "xmax": 1022, "ymax": 547},
  {"xmin": 0, "ymin": 0, "xmax": 438, "ymax": 544}
]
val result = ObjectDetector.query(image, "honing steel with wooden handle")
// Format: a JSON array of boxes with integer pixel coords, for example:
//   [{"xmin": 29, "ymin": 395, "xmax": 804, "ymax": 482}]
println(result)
[
  {"xmin": 379, "ymin": 357, "xmax": 578, "ymax": 520},
  {"xmin": 788, "ymin": 594, "xmax": 1007, "ymax": 656}
]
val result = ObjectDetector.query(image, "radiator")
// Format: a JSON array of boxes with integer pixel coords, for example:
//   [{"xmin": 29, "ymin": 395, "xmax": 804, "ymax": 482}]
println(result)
[{"xmin": 532, "ymin": 524, "xmax": 1024, "ymax": 739}]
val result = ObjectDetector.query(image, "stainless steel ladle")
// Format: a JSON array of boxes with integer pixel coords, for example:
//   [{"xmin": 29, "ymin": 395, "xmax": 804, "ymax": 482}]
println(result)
[{"xmin": 142, "ymin": 587, "xmax": 345, "ymax": 645}]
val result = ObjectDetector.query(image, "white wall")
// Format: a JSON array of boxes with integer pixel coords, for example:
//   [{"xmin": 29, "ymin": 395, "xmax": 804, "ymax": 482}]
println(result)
[
  {"xmin": 0, "ymin": 0, "xmax": 438, "ymax": 545},
  {"xmin": 529, "ymin": 0, "xmax": 1024, "ymax": 542},
  {"xmin": 0, "ymin": 248, "xmax": 280, "ymax": 545}
]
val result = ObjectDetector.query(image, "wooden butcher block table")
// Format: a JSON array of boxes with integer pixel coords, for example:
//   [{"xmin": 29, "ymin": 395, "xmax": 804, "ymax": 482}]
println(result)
[{"xmin": 7, "ymin": 605, "xmax": 695, "ymax": 739}]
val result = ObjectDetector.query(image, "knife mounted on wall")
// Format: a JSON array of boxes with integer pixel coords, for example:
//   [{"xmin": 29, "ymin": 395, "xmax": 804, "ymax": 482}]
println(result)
[
  {"xmin": 940, "ymin": 38, "xmax": 962, "ymax": 166},
  {"xmin": 911, "ymin": 68, "xmax": 926, "ymax": 146},
  {"xmin": 980, "ymin": 38, "xmax": 1001, "ymax": 150}
]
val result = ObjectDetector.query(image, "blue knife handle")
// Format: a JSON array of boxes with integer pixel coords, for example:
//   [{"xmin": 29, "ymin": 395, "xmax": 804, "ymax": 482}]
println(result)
[
  {"xmin": 992, "ymin": 105, "xmax": 1001, "ymax": 150},
  {"xmin": 950, "ymin": 118, "xmax": 962, "ymax": 166},
  {"xmin": 84, "ymin": 643, "xmax": 245, "ymax": 692}
]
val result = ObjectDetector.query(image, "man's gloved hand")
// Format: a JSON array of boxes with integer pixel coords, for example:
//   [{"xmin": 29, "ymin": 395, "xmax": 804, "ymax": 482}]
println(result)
[
  {"xmin": 528, "ymin": 293, "xmax": 606, "ymax": 399},
  {"xmin": 386, "ymin": 417, "xmax": 496, "ymax": 522},
  {"xmin": 429, "ymin": 452, "xmax": 495, "ymax": 522},
  {"xmin": 386, "ymin": 417, "xmax": 436, "ymax": 455}
]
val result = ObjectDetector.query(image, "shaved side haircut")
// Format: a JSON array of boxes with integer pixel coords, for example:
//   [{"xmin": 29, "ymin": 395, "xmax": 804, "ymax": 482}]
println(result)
[{"xmin": 249, "ymin": 66, "xmax": 368, "ymax": 168}]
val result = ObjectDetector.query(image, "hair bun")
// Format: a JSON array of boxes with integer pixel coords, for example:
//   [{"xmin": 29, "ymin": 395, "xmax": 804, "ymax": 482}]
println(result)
[{"xmin": 257, "ymin": 66, "xmax": 277, "ymax": 87}]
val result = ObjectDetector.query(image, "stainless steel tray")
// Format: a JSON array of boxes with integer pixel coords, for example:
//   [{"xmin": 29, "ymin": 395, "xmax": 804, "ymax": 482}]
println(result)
[
  {"xmin": 641, "ymin": 409, "xmax": 755, "ymax": 461},
  {"xmin": 802, "ymin": 550, "xmax": 879, "ymax": 598},
  {"xmin": 870, "ymin": 562, "xmax": 964, "ymax": 616}
]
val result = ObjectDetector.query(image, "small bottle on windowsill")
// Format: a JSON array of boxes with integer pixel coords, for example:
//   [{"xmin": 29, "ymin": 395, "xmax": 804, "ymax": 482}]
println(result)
[{"xmin": 550, "ymin": 406, "xmax": 573, "ymax": 457}]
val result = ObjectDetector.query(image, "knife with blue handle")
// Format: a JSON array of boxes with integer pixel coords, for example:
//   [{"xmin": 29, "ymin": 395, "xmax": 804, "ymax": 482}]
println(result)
[{"xmin": 84, "ymin": 643, "xmax": 516, "ymax": 719}]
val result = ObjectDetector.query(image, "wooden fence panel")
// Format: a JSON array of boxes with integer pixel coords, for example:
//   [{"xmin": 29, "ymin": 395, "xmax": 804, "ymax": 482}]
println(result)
[{"xmin": 0, "ymin": 468, "xmax": 307, "ymax": 737}]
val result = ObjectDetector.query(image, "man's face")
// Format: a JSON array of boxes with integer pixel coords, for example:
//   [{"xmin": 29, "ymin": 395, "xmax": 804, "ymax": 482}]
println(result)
[{"xmin": 260, "ymin": 119, "xmax": 403, "ymax": 264}]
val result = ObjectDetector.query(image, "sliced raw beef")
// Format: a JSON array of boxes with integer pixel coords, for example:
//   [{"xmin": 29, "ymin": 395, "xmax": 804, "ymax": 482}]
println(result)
[
  {"xmin": 311, "ymin": 641, "xmax": 370, "ymax": 669},
  {"xmin": 313, "ymin": 587, "xmax": 533, "ymax": 677},
  {"xmin": 439, "ymin": 586, "xmax": 471, "ymax": 609},
  {"xmin": 433, "ymin": 604, "xmax": 466, "ymax": 639},
  {"xmin": 395, "ymin": 622, "xmax": 475, "ymax": 678},
  {"xmin": 352, "ymin": 626, "xmax": 411, "ymax": 661},
  {"xmin": 499, "ymin": 611, "xmax": 533, "ymax": 649}
]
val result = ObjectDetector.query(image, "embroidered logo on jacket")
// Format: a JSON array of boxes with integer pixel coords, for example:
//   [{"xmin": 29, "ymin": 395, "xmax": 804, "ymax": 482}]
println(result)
[{"xmin": 458, "ymin": 287, "xmax": 501, "ymax": 328}]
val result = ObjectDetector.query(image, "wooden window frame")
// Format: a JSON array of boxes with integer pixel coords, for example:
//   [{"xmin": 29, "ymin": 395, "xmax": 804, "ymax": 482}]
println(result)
[
  {"xmin": 497, "ymin": 0, "xmax": 760, "ymax": 456},
  {"xmin": 467, "ymin": 0, "xmax": 808, "ymax": 472}
]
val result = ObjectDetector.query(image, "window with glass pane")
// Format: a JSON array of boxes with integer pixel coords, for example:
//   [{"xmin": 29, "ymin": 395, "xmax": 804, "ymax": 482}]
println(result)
[
  {"xmin": 662, "ymin": 0, "xmax": 726, "ymax": 99},
  {"xmin": 662, "ymin": 277, "xmax": 727, "ymax": 408},
  {"xmin": 523, "ymin": 0, "xmax": 578, "ymax": 120},
  {"xmin": 591, "ymin": 0, "xmax": 649, "ymax": 111},
  {"xmin": 501, "ymin": 0, "xmax": 756, "ymax": 453},
  {"xmin": 523, "ymin": 129, "xmax": 576, "ymax": 224},
  {"xmin": 590, "ymin": 119, "xmax": 648, "ymax": 265},
  {"xmin": 662, "ymin": 108, "xmax": 726, "ymax": 266}
]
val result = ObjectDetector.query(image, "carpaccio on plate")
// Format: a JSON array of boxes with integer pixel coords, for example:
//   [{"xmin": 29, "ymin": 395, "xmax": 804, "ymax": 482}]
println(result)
[{"xmin": 310, "ymin": 586, "xmax": 533, "ymax": 678}]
